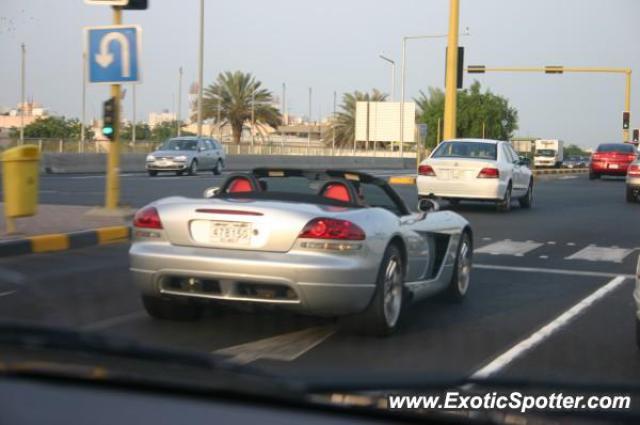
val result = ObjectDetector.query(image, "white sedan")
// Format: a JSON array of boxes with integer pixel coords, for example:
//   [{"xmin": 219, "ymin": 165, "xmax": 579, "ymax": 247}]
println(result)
[{"xmin": 417, "ymin": 139, "xmax": 533, "ymax": 212}]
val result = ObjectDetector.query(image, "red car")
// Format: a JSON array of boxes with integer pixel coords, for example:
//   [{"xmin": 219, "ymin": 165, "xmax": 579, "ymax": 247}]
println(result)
[{"xmin": 589, "ymin": 143, "xmax": 638, "ymax": 179}]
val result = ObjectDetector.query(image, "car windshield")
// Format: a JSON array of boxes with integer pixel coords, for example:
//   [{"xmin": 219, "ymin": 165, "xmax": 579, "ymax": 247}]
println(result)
[
  {"xmin": 597, "ymin": 144, "xmax": 636, "ymax": 153},
  {"xmin": 431, "ymin": 141, "xmax": 497, "ymax": 160},
  {"xmin": 536, "ymin": 149, "xmax": 556, "ymax": 157},
  {"xmin": 160, "ymin": 139, "xmax": 199, "ymax": 151},
  {"xmin": 5, "ymin": 1, "xmax": 640, "ymax": 422}
]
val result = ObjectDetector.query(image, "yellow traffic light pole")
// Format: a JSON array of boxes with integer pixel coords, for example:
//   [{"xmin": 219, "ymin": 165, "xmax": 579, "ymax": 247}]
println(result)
[
  {"xmin": 106, "ymin": 7, "xmax": 122, "ymax": 209},
  {"xmin": 467, "ymin": 66, "xmax": 632, "ymax": 142},
  {"xmin": 443, "ymin": 0, "xmax": 460, "ymax": 141}
]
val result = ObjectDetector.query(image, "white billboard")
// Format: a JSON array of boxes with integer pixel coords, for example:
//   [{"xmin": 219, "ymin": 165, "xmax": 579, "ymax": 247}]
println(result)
[{"xmin": 355, "ymin": 101, "xmax": 416, "ymax": 143}]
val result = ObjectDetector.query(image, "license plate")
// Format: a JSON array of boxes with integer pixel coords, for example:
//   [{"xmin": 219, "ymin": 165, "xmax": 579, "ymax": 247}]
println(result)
[
  {"xmin": 209, "ymin": 221, "xmax": 252, "ymax": 245},
  {"xmin": 609, "ymin": 164, "xmax": 619, "ymax": 169}
]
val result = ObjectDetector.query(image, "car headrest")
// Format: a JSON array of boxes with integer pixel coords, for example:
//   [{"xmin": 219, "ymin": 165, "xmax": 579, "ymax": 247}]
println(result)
[
  {"xmin": 318, "ymin": 180, "xmax": 359, "ymax": 203},
  {"xmin": 221, "ymin": 174, "xmax": 262, "ymax": 194}
]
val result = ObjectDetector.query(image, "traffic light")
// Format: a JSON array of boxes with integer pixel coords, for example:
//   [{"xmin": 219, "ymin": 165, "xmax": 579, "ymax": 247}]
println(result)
[
  {"xmin": 102, "ymin": 97, "xmax": 117, "ymax": 141},
  {"xmin": 444, "ymin": 46, "xmax": 465, "ymax": 89},
  {"xmin": 123, "ymin": 0, "xmax": 148, "ymax": 9},
  {"xmin": 623, "ymin": 111, "xmax": 630, "ymax": 130},
  {"xmin": 633, "ymin": 128, "xmax": 639, "ymax": 144}
]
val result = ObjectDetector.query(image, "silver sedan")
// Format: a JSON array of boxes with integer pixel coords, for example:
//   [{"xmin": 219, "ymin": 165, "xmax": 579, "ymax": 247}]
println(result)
[
  {"xmin": 146, "ymin": 137, "xmax": 225, "ymax": 176},
  {"xmin": 129, "ymin": 169, "xmax": 473, "ymax": 336},
  {"xmin": 626, "ymin": 159, "xmax": 640, "ymax": 203}
]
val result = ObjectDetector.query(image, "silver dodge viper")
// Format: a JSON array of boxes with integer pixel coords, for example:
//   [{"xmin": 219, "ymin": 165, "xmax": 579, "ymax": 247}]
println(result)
[{"xmin": 129, "ymin": 168, "xmax": 473, "ymax": 336}]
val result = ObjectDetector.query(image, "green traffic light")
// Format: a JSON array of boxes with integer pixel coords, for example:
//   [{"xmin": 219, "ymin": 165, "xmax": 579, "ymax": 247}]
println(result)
[{"xmin": 103, "ymin": 127, "xmax": 114, "ymax": 135}]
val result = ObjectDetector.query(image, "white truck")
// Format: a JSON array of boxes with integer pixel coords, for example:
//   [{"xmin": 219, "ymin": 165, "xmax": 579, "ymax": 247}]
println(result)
[{"xmin": 534, "ymin": 139, "xmax": 564, "ymax": 168}]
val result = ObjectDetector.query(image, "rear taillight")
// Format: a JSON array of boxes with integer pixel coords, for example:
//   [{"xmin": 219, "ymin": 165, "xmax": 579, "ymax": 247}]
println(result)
[
  {"xmin": 627, "ymin": 154, "xmax": 637, "ymax": 162},
  {"xmin": 629, "ymin": 165, "xmax": 640, "ymax": 176},
  {"xmin": 418, "ymin": 165, "xmax": 436, "ymax": 176},
  {"xmin": 477, "ymin": 167, "xmax": 500, "ymax": 178},
  {"xmin": 299, "ymin": 218, "xmax": 365, "ymax": 240},
  {"xmin": 133, "ymin": 206, "xmax": 163, "ymax": 229}
]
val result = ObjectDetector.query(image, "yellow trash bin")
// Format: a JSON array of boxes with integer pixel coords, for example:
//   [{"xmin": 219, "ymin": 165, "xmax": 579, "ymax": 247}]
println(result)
[{"xmin": 2, "ymin": 145, "xmax": 40, "ymax": 218}]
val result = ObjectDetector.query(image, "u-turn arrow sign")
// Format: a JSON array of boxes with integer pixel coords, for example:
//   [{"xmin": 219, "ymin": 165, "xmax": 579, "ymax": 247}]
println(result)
[{"xmin": 85, "ymin": 25, "xmax": 142, "ymax": 84}]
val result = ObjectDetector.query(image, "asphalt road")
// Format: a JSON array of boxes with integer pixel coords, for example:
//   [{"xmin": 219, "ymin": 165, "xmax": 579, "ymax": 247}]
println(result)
[{"xmin": 0, "ymin": 171, "xmax": 638, "ymax": 401}]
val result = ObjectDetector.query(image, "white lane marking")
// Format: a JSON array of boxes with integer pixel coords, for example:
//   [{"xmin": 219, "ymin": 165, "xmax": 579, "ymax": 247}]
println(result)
[
  {"xmin": 214, "ymin": 326, "xmax": 336, "ymax": 365},
  {"xmin": 539, "ymin": 255, "xmax": 549, "ymax": 259},
  {"xmin": 0, "ymin": 290, "xmax": 16, "ymax": 297},
  {"xmin": 559, "ymin": 176, "xmax": 578, "ymax": 180},
  {"xmin": 475, "ymin": 263, "xmax": 635, "ymax": 279},
  {"xmin": 481, "ymin": 237, "xmax": 492, "ymax": 242},
  {"xmin": 470, "ymin": 276, "xmax": 628, "ymax": 380},
  {"xmin": 565, "ymin": 245, "xmax": 635, "ymax": 263},
  {"xmin": 567, "ymin": 242, "xmax": 576, "ymax": 246},
  {"xmin": 547, "ymin": 241, "xmax": 556, "ymax": 245},
  {"xmin": 475, "ymin": 240, "xmax": 543, "ymax": 256},
  {"xmin": 82, "ymin": 311, "xmax": 146, "ymax": 332}
]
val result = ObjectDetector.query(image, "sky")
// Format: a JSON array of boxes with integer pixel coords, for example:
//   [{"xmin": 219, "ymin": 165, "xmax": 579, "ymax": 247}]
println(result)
[{"xmin": 0, "ymin": 0, "xmax": 638, "ymax": 148}]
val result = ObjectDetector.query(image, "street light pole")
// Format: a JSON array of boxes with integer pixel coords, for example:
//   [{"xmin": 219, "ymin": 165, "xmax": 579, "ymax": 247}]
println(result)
[
  {"xmin": 332, "ymin": 90, "xmax": 336, "ymax": 156},
  {"xmin": 399, "ymin": 31, "xmax": 468, "ymax": 157},
  {"xmin": 443, "ymin": 0, "xmax": 460, "ymax": 140},
  {"xmin": 132, "ymin": 84, "xmax": 136, "ymax": 144},
  {"xmin": 20, "ymin": 43, "xmax": 26, "ymax": 145},
  {"xmin": 378, "ymin": 53, "xmax": 396, "ymax": 101},
  {"xmin": 177, "ymin": 66, "xmax": 183, "ymax": 137},
  {"xmin": 307, "ymin": 87, "xmax": 312, "ymax": 154},
  {"xmin": 251, "ymin": 90, "xmax": 255, "ymax": 147},
  {"xmin": 196, "ymin": 0, "xmax": 204, "ymax": 138},
  {"xmin": 81, "ymin": 50, "xmax": 87, "ymax": 152}
]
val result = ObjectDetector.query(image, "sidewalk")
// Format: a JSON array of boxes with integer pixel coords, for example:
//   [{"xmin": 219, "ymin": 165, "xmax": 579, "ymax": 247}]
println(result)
[
  {"xmin": 0, "ymin": 203, "xmax": 129, "ymax": 240},
  {"xmin": 0, "ymin": 203, "xmax": 132, "ymax": 257}
]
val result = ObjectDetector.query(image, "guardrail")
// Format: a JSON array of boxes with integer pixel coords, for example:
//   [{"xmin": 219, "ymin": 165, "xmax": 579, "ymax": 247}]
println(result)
[{"xmin": 2, "ymin": 138, "xmax": 419, "ymax": 158}]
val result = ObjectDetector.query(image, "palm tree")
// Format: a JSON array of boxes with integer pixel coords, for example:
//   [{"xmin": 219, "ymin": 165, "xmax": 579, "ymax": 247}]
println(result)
[
  {"xmin": 324, "ymin": 89, "xmax": 387, "ymax": 149},
  {"xmin": 202, "ymin": 71, "xmax": 281, "ymax": 144}
]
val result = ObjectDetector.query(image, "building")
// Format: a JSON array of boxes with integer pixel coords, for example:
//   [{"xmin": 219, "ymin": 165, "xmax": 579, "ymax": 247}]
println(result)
[
  {"xmin": 148, "ymin": 110, "xmax": 176, "ymax": 128},
  {"xmin": 0, "ymin": 101, "xmax": 47, "ymax": 133}
]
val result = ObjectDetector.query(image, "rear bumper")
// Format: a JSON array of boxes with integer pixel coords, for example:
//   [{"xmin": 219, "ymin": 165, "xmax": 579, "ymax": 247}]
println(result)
[
  {"xmin": 129, "ymin": 242, "xmax": 379, "ymax": 316},
  {"xmin": 591, "ymin": 162, "xmax": 631, "ymax": 175},
  {"xmin": 626, "ymin": 175, "xmax": 640, "ymax": 187},
  {"xmin": 417, "ymin": 175, "xmax": 506, "ymax": 201}
]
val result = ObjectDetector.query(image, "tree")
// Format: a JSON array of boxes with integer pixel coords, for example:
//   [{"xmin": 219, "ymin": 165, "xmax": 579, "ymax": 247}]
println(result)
[
  {"xmin": 151, "ymin": 120, "xmax": 195, "ymax": 142},
  {"xmin": 323, "ymin": 89, "xmax": 388, "ymax": 148},
  {"xmin": 10, "ymin": 116, "xmax": 94, "ymax": 141},
  {"xmin": 121, "ymin": 122, "xmax": 152, "ymax": 141},
  {"xmin": 415, "ymin": 81, "xmax": 518, "ymax": 149},
  {"xmin": 202, "ymin": 71, "xmax": 281, "ymax": 144},
  {"xmin": 564, "ymin": 144, "xmax": 589, "ymax": 157}
]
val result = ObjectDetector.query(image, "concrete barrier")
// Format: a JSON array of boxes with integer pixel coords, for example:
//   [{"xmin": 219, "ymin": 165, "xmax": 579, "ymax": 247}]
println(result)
[{"xmin": 39, "ymin": 153, "xmax": 416, "ymax": 174}]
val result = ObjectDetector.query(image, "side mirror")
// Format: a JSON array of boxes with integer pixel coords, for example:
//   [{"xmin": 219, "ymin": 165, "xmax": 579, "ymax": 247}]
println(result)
[
  {"xmin": 199, "ymin": 146, "xmax": 206, "ymax": 152},
  {"xmin": 203, "ymin": 187, "xmax": 221, "ymax": 198},
  {"xmin": 417, "ymin": 198, "xmax": 439, "ymax": 213}
]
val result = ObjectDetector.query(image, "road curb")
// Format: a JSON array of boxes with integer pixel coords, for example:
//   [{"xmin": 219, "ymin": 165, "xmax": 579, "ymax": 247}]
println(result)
[{"xmin": 0, "ymin": 226, "xmax": 131, "ymax": 258}]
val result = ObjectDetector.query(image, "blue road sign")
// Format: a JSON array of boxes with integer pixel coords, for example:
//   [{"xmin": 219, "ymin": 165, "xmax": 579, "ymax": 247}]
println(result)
[{"xmin": 86, "ymin": 25, "xmax": 142, "ymax": 84}]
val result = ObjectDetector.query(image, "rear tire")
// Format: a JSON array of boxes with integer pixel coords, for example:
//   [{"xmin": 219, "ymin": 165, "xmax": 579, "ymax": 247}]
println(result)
[
  {"xmin": 519, "ymin": 180, "xmax": 533, "ymax": 209},
  {"xmin": 349, "ymin": 244, "xmax": 405, "ymax": 337},
  {"xmin": 213, "ymin": 160, "xmax": 222, "ymax": 175},
  {"xmin": 497, "ymin": 183, "xmax": 512, "ymax": 212},
  {"xmin": 148, "ymin": 170, "xmax": 158, "ymax": 177},
  {"xmin": 444, "ymin": 232, "xmax": 473, "ymax": 302},
  {"xmin": 142, "ymin": 295, "xmax": 202, "ymax": 321},
  {"xmin": 627, "ymin": 186, "xmax": 636, "ymax": 203},
  {"xmin": 589, "ymin": 171, "xmax": 599, "ymax": 180}
]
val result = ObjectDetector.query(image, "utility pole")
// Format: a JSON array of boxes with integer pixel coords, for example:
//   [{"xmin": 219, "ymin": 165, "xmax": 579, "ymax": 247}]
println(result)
[
  {"xmin": 281, "ymin": 82, "xmax": 286, "ymax": 148},
  {"xmin": 378, "ymin": 53, "xmax": 396, "ymax": 101},
  {"xmin": 20, "ymin": 43, "xmax": 26, "ymax": 145},
  {"xmin": 443, "ymin": 0, "xmax": 460, "ymax": 140},
  {"xmin": 81, "ymin": 50, "xmax": 87, "ymax": 152},
  {"xmin": 196, "ymin": 0, "xmax": 204, "ymax": 138},
  {"xmin": 105, "ymin": 8, "xmax": 122, "ymax": 209},
  {"xmin": 177, "ymin": 66, "xmax": 183, "ymax": 137}
]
